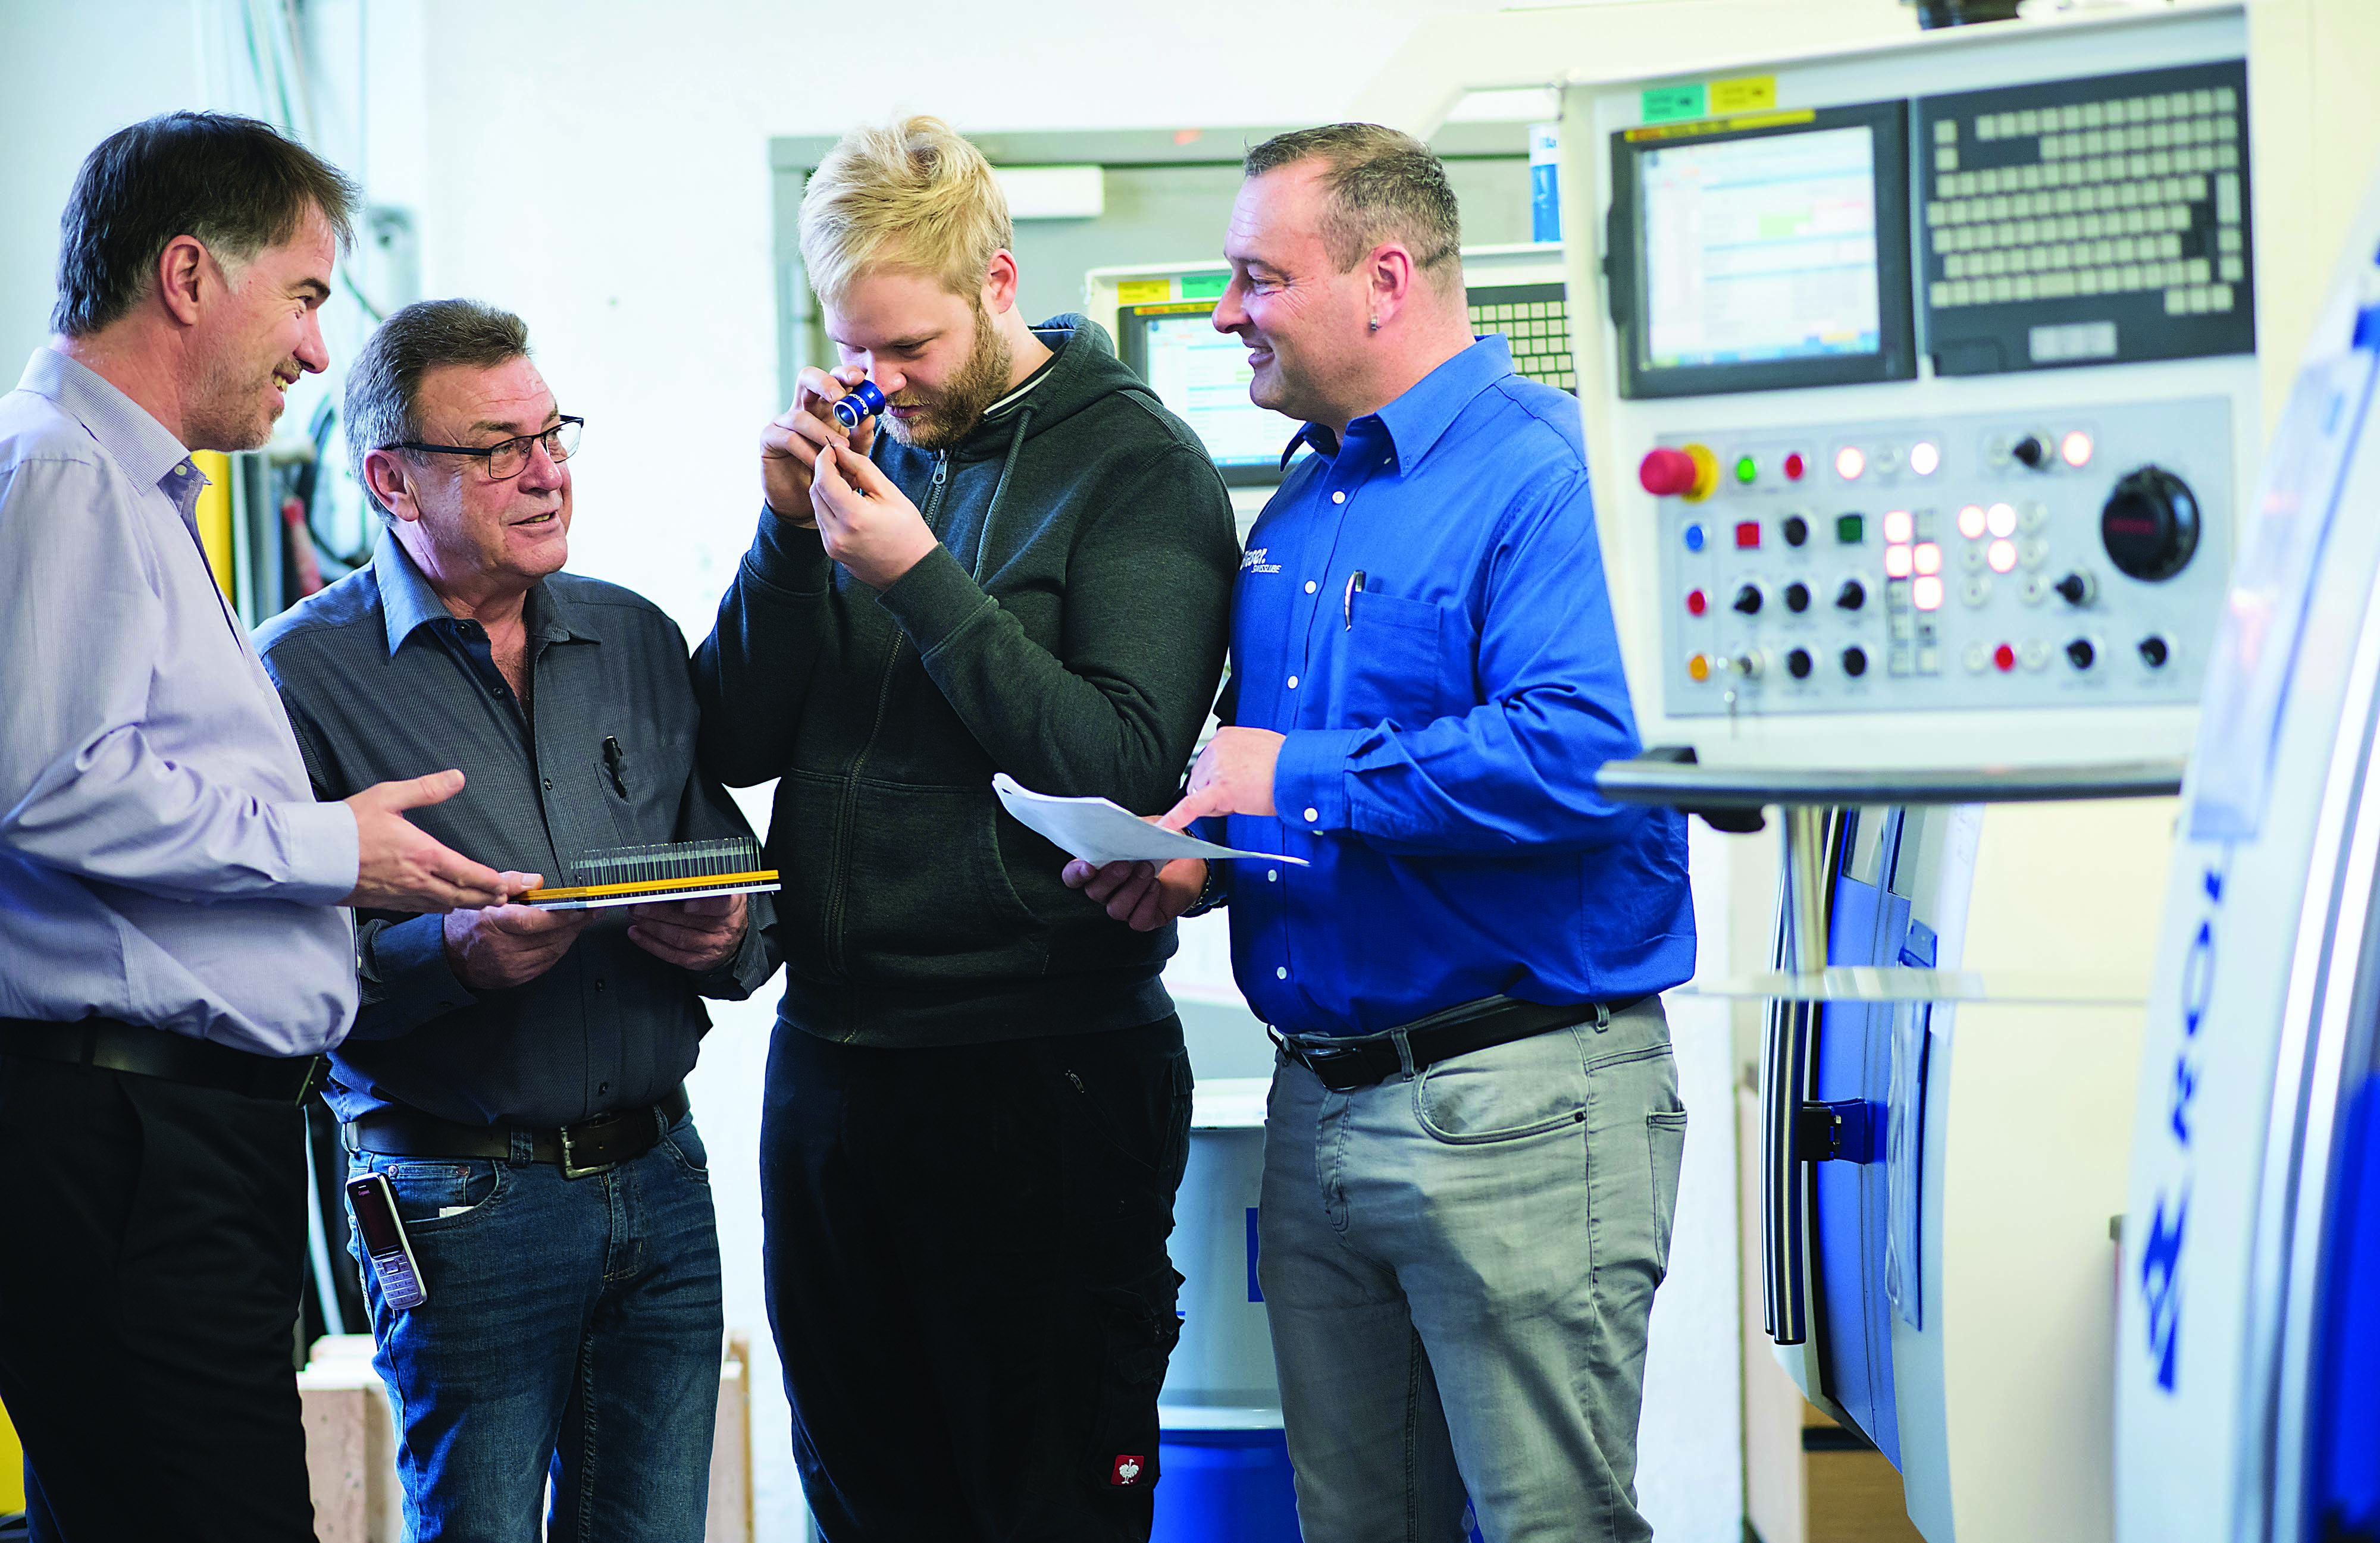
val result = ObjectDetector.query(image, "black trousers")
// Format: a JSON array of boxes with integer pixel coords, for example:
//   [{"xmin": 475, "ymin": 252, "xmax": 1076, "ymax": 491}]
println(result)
[
  {"xmin": 762, "ymin": 1014, "xmax": 1192, "ymax": 1542},
  {"xmin": 0, "ymin": 1054, "xmax": 314, "ymax": 1542}
]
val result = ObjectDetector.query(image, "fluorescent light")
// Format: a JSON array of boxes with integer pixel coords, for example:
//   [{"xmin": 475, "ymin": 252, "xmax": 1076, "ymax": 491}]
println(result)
[{"xmin": 994, "ymin": 165, "xmax": 1104, "ymax": 221}]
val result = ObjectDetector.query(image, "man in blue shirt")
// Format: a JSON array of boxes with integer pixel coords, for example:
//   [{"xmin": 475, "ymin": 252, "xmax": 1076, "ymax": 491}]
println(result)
[{"xmin": 1067, "ymin": 125, "xmax": 1695, "ymax": 1542}]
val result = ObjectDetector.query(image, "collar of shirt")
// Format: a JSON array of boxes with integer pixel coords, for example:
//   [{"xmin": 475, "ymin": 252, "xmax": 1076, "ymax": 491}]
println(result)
[
  {"xmin": 369, "ymin": 522, "xmax": 607, "ymax": 657},
  {"xmin": 17, "ymin": 348, "xmax": 208, "ymax": 520},
  {"xmin": 1275, "ymin": 334, "xmax": 1517, "ymax": 478}
]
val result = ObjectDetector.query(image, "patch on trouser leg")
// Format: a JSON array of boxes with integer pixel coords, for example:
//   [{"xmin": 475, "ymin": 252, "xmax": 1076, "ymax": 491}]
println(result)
[{"xmin": 1083, "ymin": 1264, "xmax": 1183, "ymax": 1491}]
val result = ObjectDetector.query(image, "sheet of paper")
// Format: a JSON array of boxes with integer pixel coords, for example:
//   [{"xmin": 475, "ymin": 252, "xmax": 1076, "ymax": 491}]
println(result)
[{"xmin": 992, "ymin": 774, "xmax": 1308, "ymax": 866}]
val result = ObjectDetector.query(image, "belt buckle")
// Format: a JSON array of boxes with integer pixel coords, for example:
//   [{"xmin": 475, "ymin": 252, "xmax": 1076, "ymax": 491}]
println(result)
[{"xmin": 556, "ymin": 1124, "xmax": 617, "ymax": 1181}]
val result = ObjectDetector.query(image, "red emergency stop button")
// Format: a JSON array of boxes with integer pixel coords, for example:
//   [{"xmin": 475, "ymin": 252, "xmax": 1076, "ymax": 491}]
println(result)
[{"xmin": 1640, "ymin": 443, "xmax": 1718, "ymax": 501}]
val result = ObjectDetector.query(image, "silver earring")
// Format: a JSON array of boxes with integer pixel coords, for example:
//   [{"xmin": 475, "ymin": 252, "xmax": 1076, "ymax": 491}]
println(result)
[{"xmin": 1368, "ymin": 316, "xmax": 1380, "ymax": 333}]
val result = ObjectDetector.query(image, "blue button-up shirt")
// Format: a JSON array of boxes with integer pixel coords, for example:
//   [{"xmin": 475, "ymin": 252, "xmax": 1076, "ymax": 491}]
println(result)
[
  {"xmin": 0, "ymin": 349, "xmax": 359, "ymax": 1053},
  {"xmin": 1215, "ymin": 337, "xmax": 1693, "ymax": 1037},
  {"xmin": 256, "ymin": 529, "xmax": 777, "ymax": 1127}
]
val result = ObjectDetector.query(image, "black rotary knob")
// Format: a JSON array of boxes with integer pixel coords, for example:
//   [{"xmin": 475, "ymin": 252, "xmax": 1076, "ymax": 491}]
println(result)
[
  {"xmin": 1733, "ymin": 584, "xmax": 1763, "ymax": 616},
  {"xmin": 2102, "ymin": 466, "xmax": 2201, "ymax": 582},
  {"xmin": 1787, "ymin": 648, "xmax": 1813, "ymax": 679},
  {"xmin": 1784, "ymin": 582, "xmax": 1811, "ymax": 613},
  {"xmin": 1782, "ymin": 515, "xmax": 1809, "ymax": 548},
  {"xmin": 1834, "ymin": 579, "xmax": 1866, "ymax": 611},
  {"xmin": 2067, "ymin": 638, "xmax": 2096, "ymax": 670},
  {"xmin": 2140, "ymin": 636, "xmax": 2171, "ymax": 669},
  {"xmin": 2013, "ymin": 434, "xmax": 2049, "ymax": 469},
  {"xmin": 1841, "ymin": 645, "xmax": 1868, "ymax": 678}
]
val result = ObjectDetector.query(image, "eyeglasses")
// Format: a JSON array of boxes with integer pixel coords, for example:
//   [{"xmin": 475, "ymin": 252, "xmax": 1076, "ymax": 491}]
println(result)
[{"xmin": 392, "ymin": 416, "xmax": 583, "ymax": 481}]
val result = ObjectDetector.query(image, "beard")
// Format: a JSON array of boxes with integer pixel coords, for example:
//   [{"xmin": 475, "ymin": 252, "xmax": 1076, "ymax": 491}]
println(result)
[
  {"xmin": 882, "ymin": 302, "xmax": 1012, "ymax": 451},
  {"xmin": 184, "ymin": 346, "xmax": 294, "ymax": 453}
]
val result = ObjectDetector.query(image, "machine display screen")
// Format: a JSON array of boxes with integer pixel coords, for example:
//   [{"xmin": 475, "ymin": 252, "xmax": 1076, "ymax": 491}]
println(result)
[
  {"xmin": 1122, "ymin": 303, "xmax": 1297, "ymax": 484},
  {"xmin": 1610, "ymin": 100, "xmax": 1913, "ymax": 398},
  {"xmin": 1640, "ymin": 126, "xmax": 1882, "ymax": 369}
]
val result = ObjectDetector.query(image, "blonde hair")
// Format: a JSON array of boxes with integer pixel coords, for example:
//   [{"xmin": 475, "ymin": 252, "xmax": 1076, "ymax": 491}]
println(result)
[{"xmin": 798, "ymin": 116, "xmax": 1013, "ymax": 308}]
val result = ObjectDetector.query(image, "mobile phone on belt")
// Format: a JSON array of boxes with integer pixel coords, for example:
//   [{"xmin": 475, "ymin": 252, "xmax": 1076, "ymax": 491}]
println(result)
[{"xmin": 346, "ymin": 1171, "xmax": 428, "ymax": 1309}]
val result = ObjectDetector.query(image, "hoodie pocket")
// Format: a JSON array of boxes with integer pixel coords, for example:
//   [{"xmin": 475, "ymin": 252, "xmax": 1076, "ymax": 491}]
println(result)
[{"xmin": 835, "ymin": 782, "xmax": 1045, "ymax": 981}]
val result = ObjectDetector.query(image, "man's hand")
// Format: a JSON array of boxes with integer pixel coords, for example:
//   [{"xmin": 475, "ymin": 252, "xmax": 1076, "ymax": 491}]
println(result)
[
  {"xmin": 1159, "ymin": 728, "xmax": 1287, "ymax": 829},
  {"xmin": 345, "ymin": 772, "xmax": 531, "ymax": 911},
  {"xmin": 441, "ymin": 902, "xmax": 591, "ymax": 992},
  {"xmin": 760, "ymin": 365, "xmax": 878, "ymax": 525},
  {"xmin": 1061, "ymin": 856, "xmax": 1205, "ymax": 933},
  {"xmin": 626, "ymin": 892, "xmax": 749, "ymax": 972},
  {"xmin": 811, "ymin": 442, "xmax": 939, "ymax": 590}
]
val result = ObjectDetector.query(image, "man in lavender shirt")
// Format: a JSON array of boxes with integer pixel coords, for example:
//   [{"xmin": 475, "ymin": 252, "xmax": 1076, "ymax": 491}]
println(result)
[{"xmin": 0, "ymin": 114, "xmax": 521, "ymax": 1542}]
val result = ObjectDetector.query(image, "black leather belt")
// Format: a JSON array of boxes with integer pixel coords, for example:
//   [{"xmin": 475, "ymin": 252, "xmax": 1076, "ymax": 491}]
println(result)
[
  {"xmin": 0, "ymin": 1017, "xmax": 326, "ymax": 1103},
  {"xmin": 1274, "ymin": 995, "xmax": 1645, "ymax": 1094},
  {"xmin": 344, "ymin": 1085, "xmax": 689, "ymax": 1180}
]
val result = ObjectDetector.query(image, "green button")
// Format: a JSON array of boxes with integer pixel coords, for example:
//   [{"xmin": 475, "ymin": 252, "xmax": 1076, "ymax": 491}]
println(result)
[
  {"xmin": 1836, "ymin": 513, "xmax": 1865, "ymax": 544},
  {"xmin": 1734, "ymin": 455, "xmax": 1758, "ymax": 484}
]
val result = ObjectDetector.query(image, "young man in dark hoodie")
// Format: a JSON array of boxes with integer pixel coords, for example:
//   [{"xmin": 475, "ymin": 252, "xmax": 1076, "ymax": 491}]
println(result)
[{"xmin": 693, "ymin": 116, "xmax": 1239, "ymax": 1541}]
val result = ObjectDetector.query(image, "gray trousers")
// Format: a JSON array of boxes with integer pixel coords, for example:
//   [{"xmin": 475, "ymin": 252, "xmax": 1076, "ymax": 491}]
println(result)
[{"xmin": 1258, "ymin": 997, "xmax": 1686, "ymax": 1543}]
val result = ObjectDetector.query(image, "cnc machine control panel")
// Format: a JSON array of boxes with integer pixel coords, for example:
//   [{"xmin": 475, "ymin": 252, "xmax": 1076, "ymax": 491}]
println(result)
[{"xmin": 1648, "ymin": 398, "xmax": 2231, "ymax": 717}]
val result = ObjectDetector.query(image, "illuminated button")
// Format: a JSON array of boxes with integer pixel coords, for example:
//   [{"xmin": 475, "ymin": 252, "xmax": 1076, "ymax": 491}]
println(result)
[
  {"xmin": 1735, "ymin": 454, "xmax": 1758, "ymax": 485},
  {"xmin": 2061, "ymin": 430, "xmax": 2094, "ymax": 468},
  {"xmin": 1909, "ymin": 440, "xmax": 1941, "ymax": 476},
  {"xmin": 1912, "ymin": 575, "xmax": 1946, "ymax": 611},
  {"xmin": 1914, "ymin": 542, "xmax": 1943, "ymax": 576},
  {"xmin": 1883, "ymin": 509, "xmax": 1914, "ymax": 544},
  {"xmin": 1987, "ymin": 501, "xmax": 2018, "ymax": 538},
  {"xmin": 1782, "ymin": 515, "xmax": 1809, "ymax": 547},
  {"xmin": 1958, "ymin": 504, "xmax": 1988, "ymax": 540},
  {"xmin": 1684, "ymin": 523, "xmax": 1706, "ymax": 553},
  {"xmin": 1988, "ymin": 538, "xmax": 2019, "ymax": 573},
  {"xmin": 1784, "ymin": 452, "xmax": 1806, "ymax": 481},
  {"xmin": 1686, "ymin": 589, "xmax": 1708, "ymax": 616},
  {"xmin": 1734, "ymin": 520, "xmax": 1761, "ymax": 550},
  {"xmin": 1836, "ymin": 513, "xmax": 1865, "ymax": 544},
  {"xmin": 1884, "ymin": 544, "xmax": 1914, "ymax": 579},
  {"xmin": 1688, "ymin": 653, "xmax": 1712, "ymax": 682},
  {"xmin": 1994, "ymin": 642, "xmax": 2017, "ymax": 672},
  {"xmin": 1836, "ymin": 446, "xmax": 1867, "ymax": 481},
  {"xmin": 1332, "ymin": 491, "xmax": 1346, "ymax": 504}
]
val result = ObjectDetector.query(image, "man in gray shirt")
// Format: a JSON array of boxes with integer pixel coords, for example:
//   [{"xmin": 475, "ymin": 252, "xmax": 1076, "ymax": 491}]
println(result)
[
  {"xmin": 0, "ymin": 115, "xmax": 516, "ymax": 1542},
  {"xmin": 256, "ymin": 298, "xmax": 775, "ymax": 1539}
]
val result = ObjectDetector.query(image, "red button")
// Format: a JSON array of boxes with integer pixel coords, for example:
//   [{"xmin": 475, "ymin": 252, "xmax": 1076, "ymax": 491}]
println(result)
[
  {"xmin": 1993, "ymin": 644, "xmax": 2016, "ymax": 672},
  {"xmin": 1784, "ymin": 452, "xmax": 1805, "ymax": 481},
  {"xmin": 1640, "ymin": 447, "xmax": 1699, "ymax": 497},
  {"xmin": 1686, "ymin": 589, "xmax": 1707, "ymax": 616},
  {"xmin": 1734, "ymin": 521, "xmax": 1761, "ymax": 550}
]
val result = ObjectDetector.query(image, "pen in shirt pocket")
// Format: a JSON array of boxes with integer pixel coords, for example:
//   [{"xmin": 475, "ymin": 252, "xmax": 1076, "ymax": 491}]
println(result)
[
  {"xmin": 602, "ymin": 735, "xmax": 629, "ymax": 798},
  {"xmin": 1344, "ymin": 570, "xmax": 1367, "ymax": 629}
]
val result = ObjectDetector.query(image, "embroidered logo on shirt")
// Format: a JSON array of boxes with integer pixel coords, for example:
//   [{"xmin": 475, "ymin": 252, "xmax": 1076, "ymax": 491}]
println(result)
[
  {"xmin": 1111, "ymin": 1454, "xmax": 1147, "ymax": 1486},
  {"xmin": 1240, "ymin": 547, "xmax": 1282, "ymax": 575}
]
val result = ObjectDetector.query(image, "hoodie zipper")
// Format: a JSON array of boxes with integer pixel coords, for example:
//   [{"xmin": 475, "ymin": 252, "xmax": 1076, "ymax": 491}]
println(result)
[{"xmin": 824, "ymin": 450, "xmax": 950, "ymax": 978}]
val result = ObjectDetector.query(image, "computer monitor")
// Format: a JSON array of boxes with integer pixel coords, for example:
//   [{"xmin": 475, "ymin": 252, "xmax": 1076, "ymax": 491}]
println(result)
[
  {"xmin": 1607, "ymin": 101, "xmax": 1915, "ymax": 398},
  {"xmin": 1118, "ymin": 301, "xmax": 1301, "ymax": 486}
]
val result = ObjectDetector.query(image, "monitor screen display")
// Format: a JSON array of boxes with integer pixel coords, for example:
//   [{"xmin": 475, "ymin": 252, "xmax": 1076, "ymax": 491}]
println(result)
[
  {"xmin": 1125, "ymin": 306, "xmax": 1297, "ymax": 480},
  {"xmin": 1639, "ymin": 125, "xmax": 1884, "ymax": 371}
]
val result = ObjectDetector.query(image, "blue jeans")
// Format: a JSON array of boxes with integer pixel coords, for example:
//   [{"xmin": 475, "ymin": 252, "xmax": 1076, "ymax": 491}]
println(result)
[
  {"xmin": 1259, "ymin": 999, "xmax": 1687, "ymax": 1543},
  {"xmin": 346, "ymin": 1111, "xmax": 724, "ymax": 1542}
]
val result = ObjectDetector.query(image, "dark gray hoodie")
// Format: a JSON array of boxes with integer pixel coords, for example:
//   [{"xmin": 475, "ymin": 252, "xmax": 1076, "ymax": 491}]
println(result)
[{"xmin": 694, "ymin": 314, "xmax": 1239, "ymax": 1046}]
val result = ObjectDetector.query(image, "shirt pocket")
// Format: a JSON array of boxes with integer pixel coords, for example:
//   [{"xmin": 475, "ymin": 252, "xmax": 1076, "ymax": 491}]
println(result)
[{"xmin": 1322, "ymin": 590, "xmax": 1448, "ymax": 730}]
